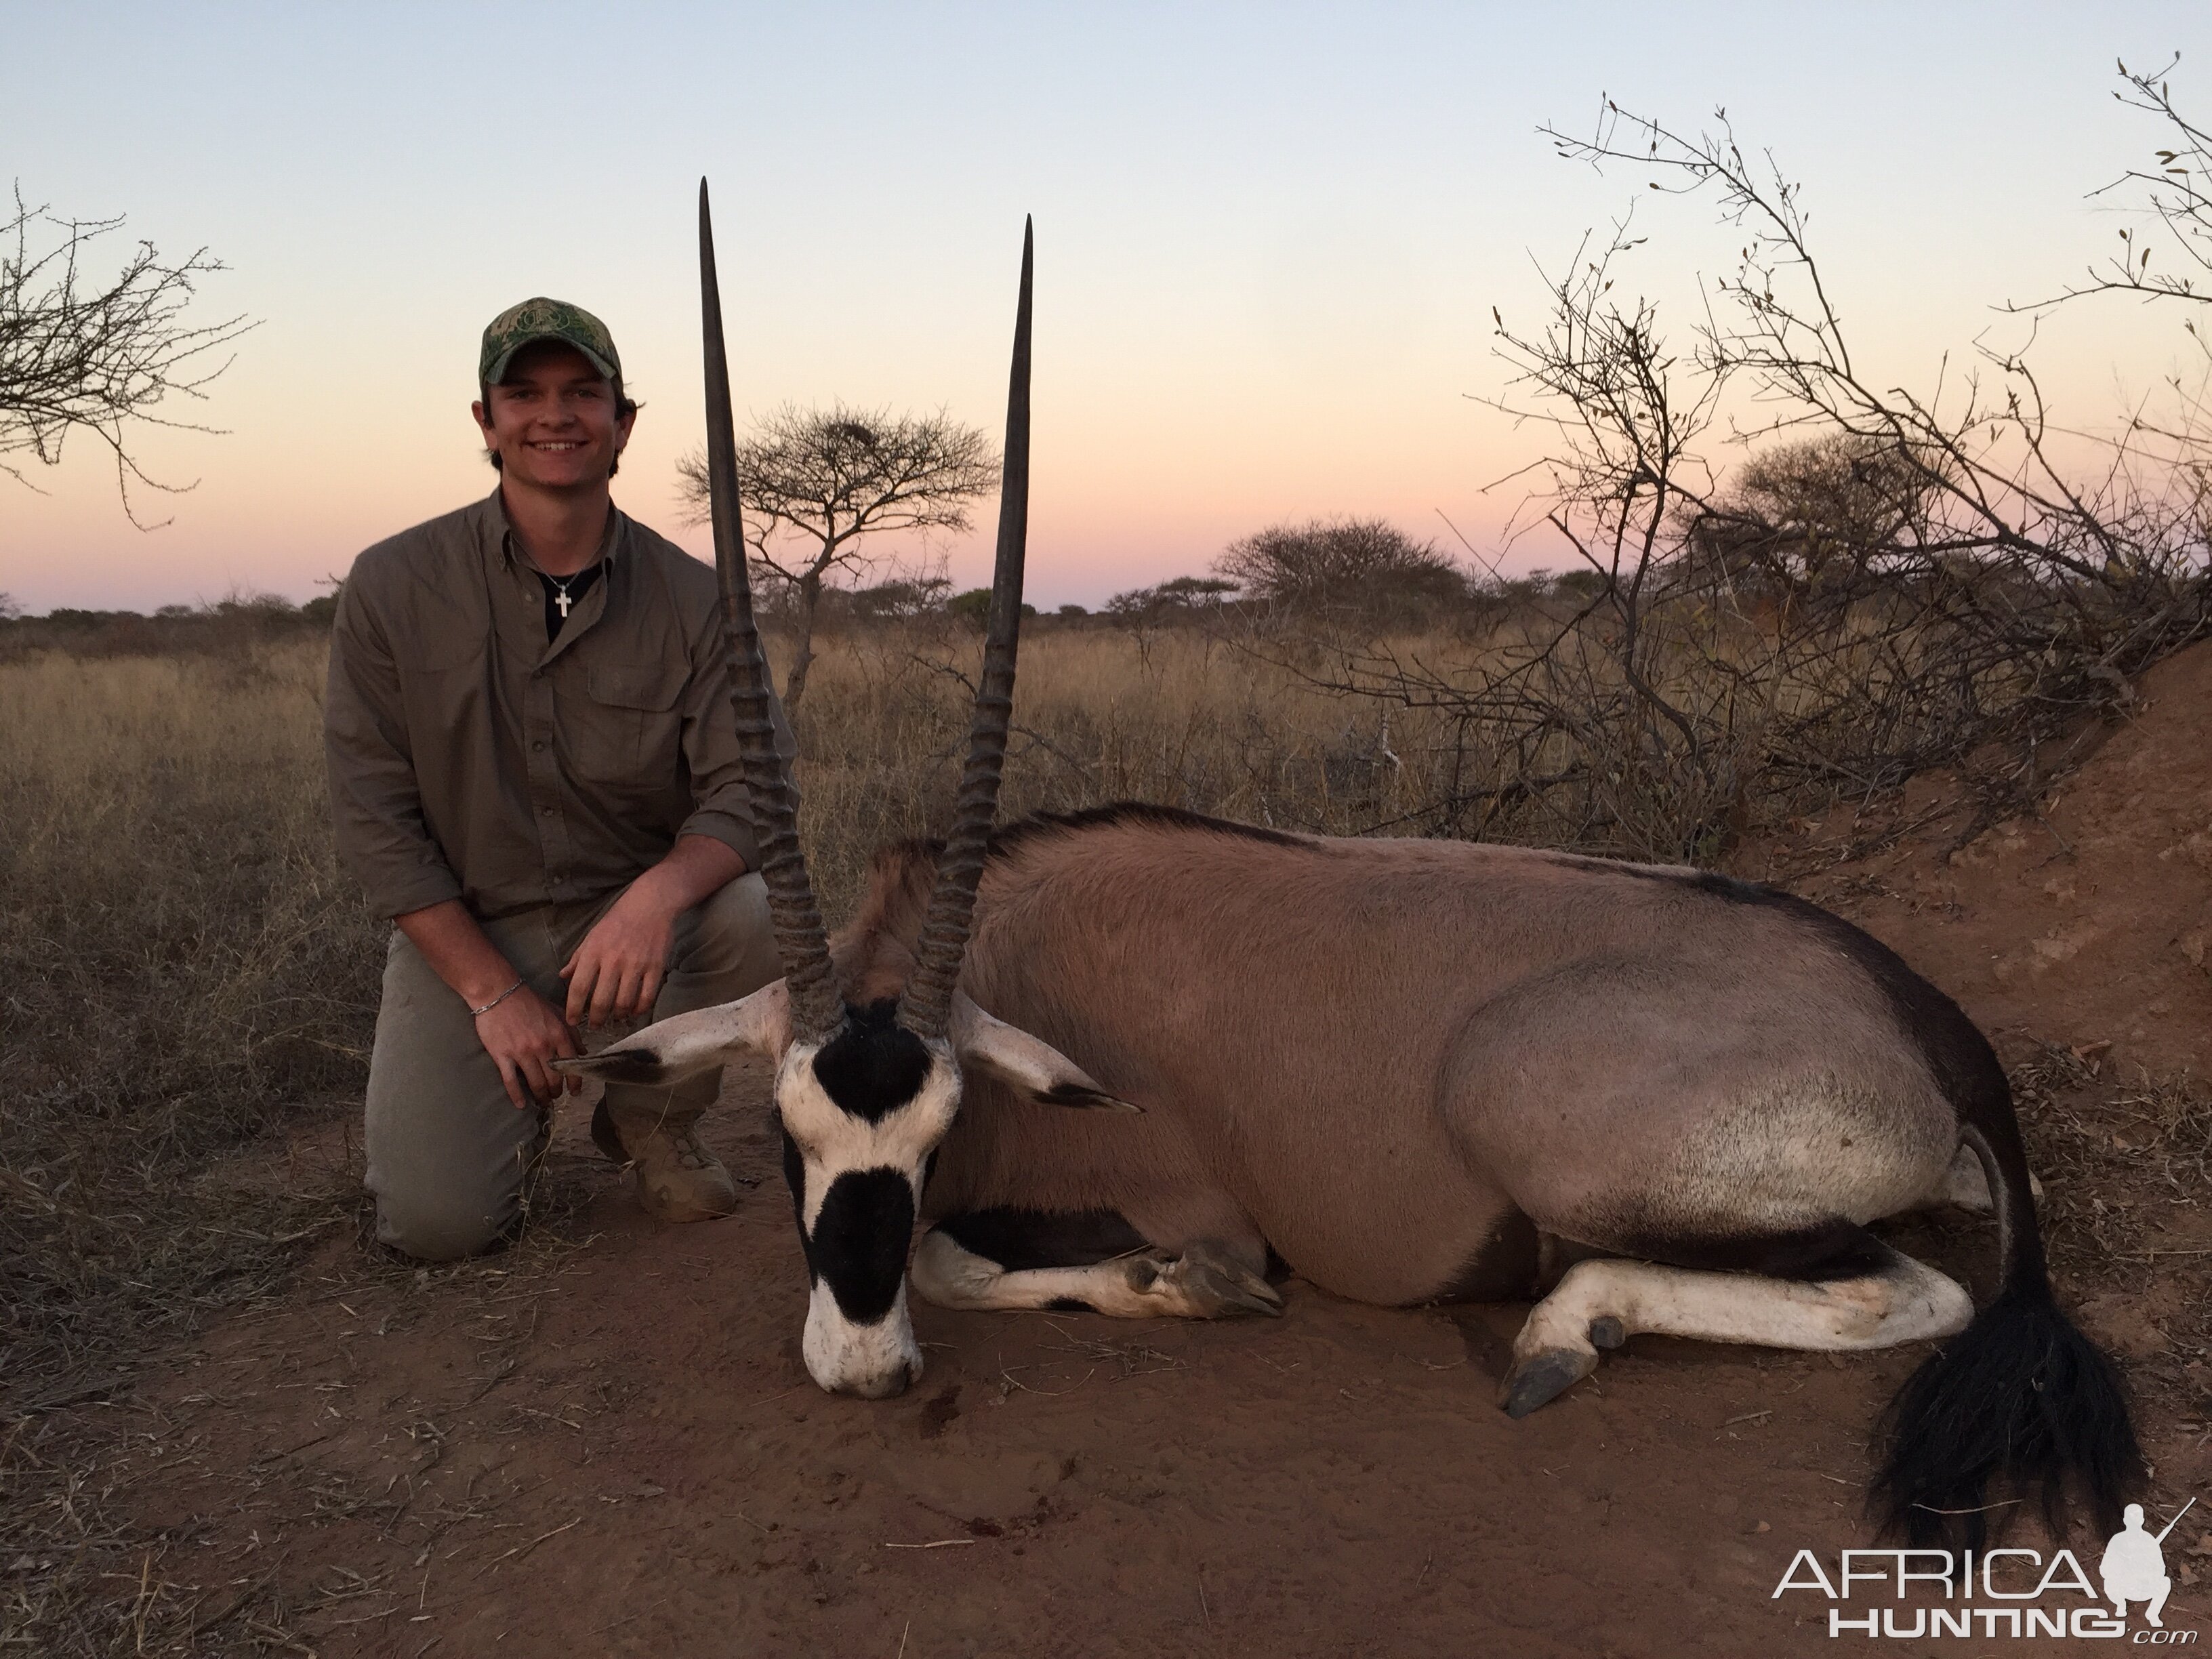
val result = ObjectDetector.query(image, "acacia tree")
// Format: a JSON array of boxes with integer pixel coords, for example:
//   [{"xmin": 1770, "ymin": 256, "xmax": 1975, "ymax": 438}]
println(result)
[
  {"xmin": 1104, "ymin": 573, "xmax": 1238, "ymax": 619},
  {"xmin": 1675, "ymin": 432, "xmax": 1942, "ymax": 613},
  {"xmin": 676, "ymin": 403, "xmax": 996, "ymax": 707},
  {"xmin": 1213, "ymin": 517, "xmax": 1467, "ymax": 629},
  {"xmin": 1, "ymin": 186, "xmax": 253, "ymax": 527}
]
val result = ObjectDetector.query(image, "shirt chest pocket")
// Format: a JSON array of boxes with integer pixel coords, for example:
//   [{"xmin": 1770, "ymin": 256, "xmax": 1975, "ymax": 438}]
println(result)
[
  {"xmin": 395, "ymin": 644, "xmax": 489, "ymax": 741},
  {"xmin": 568, "ymin": 662, "xmax": 687, "ymax": 793}
]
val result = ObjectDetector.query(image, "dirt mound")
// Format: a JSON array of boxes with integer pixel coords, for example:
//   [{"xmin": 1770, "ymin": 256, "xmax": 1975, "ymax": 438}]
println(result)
[{"xmin": 1736, "ymin": 638, "xmax": 2212, "ymax": 1082}]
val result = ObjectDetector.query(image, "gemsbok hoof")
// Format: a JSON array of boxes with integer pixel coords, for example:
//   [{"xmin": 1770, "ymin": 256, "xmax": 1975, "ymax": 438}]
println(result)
[
  {"xmin": 1132, "ymin": 1248, "xmax": 1285, "ymax": 1318},
  {"xmin": 1500, "ymin": 1347, "xmax": 1598, "ymax": 1418}
]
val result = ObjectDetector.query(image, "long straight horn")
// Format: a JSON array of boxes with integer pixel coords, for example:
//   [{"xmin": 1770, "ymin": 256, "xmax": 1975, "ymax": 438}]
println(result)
[
  {"xmin": 699, "ymin": 179, "xmax": 843, "ymax": 1042},
  {"xmin": 898, "ymin": 218, "xmax": 1033, "ymax": 1042}
]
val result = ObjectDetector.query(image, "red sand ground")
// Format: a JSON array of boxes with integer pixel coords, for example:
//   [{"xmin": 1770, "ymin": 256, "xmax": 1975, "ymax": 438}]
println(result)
[
  {"xmin": 1738, "ymin": 636, "xmax": 2212, "ymax": 1084},
  {"xmin": 117, "ymin": 643, "xmax": 2212, "ymax": 1657}
]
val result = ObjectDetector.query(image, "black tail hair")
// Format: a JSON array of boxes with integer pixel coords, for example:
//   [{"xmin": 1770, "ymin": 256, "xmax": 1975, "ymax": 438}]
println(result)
[
  {"xmin": 1872, "ymin": 1118, "xmax": 2142, "ymax": 1549},
  {"xmin": 1647, "ymin": 874, "xmax": 2142, "ymax": 1547}
]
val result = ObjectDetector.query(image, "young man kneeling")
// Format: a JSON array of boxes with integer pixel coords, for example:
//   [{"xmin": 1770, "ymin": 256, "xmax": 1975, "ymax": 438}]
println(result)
[{"xmin": 325, "ymin": 298, "xmax": 786, "ymax": 1260}]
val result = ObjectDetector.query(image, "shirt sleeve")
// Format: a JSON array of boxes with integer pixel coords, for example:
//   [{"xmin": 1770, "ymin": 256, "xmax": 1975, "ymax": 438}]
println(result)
[
  {"xmin": 323, "ymin": 562, "xmax": 466, "ymax": 919},
  {"xmin": 673, "ymin": 598, "xmax": 794, "ymax": 874}
]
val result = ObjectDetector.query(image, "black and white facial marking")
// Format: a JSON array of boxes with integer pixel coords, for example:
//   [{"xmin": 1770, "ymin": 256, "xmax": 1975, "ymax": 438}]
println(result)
[
  {"xmin": 776, "ymin": 1000, "xmax": 961, "ymax": 1398},
  {"xmin": 563, "ymin": 981, "xmax": 1132, "ymax": 1397}
]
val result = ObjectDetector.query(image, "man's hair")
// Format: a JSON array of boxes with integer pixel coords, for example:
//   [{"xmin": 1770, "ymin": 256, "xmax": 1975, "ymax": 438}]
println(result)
[{"xmin": 479, "ymin": 358, "xmax": 640, "ymax": 476}]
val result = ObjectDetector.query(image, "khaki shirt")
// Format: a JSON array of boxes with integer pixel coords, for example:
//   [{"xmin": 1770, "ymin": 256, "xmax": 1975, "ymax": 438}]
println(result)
[{"xmin": 325, "ymin": 489, "xmax": 785, "ymax": 922}]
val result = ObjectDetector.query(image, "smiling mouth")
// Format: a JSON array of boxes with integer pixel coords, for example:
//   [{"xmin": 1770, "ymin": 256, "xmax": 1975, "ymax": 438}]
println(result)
[{"xmin": 529, "ymin": 440, "xmax": 586, "ymax": 452}]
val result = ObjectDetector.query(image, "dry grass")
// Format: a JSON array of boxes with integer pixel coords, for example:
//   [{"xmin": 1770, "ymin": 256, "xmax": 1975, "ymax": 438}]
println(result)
[
  {"xmin": 1, "ymin": 642, "xmax": 378, "ymax": 1656},
  {"xmin": 0, "ymin": 643, "xmax": 380, "ymax": 1392},
  {"xmin": 1270, "ymin": 574, "xmax": 2209, "ymax": 864},
  {"xmin": 790, "ymin": 621, "xmax": 1427, "ymax": 916},
  {"xmin": 2012, "ymin": 1044, "xmax": 2212, "ymax": 1338},
  {"xmin": 790, "ymin": 593, "xmax": 2165, "ymax": 907},
  {"xmin": 3, "ymin": 617, "xmax": 2206, "ymax": 1651}
]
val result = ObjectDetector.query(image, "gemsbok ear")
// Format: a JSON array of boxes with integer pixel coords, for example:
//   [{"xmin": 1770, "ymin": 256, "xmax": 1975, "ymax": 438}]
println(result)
[
  {"xmin": 949, "ymin": 990, "xmax": 1141, "ymax": 1112},
  {"xmin": 555, "ymin": 979, "xmax": 795, "ymax": 1086}
]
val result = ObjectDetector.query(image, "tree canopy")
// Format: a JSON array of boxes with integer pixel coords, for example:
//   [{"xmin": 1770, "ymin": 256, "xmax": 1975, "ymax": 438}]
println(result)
[
  {"xmin": 1212, "ymin": 517, "xmax": 1467, "ymax": 626},
  {"xmin": 676, "ymin": 402, "xmax": 996, "ymax": 705}
]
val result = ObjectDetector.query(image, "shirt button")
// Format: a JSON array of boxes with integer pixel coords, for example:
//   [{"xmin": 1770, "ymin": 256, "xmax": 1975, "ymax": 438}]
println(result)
[
  {"xmin": 532, "ymin": 740, "xmax": 546, "ymax": 752},
  {"xmin": 539, "ymin": 805, "xmax": 554, "ymax": 816}
]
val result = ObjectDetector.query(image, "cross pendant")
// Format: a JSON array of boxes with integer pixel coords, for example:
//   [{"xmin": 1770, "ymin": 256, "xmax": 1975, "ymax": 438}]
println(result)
[{"xmin": 554, "ymin": 589, "xmax": 573, "ymax": 619}]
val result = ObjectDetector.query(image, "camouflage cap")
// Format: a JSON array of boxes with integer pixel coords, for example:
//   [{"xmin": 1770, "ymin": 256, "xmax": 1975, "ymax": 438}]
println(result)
[{"xmin": 478, "ymin": 297, "xmax": 622, "ymax": 387}]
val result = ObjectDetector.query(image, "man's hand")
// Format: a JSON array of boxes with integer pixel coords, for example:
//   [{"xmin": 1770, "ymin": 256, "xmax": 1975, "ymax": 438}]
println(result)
[
  {"xmin": 476, "ymin": 985, "xmax": 583, "ymax": 1110},
  {"xmin": 562, "ymin": 879, "xmax": 678, "ymax": 1028},
  {"xmin": 560, "ymin": 835, "xmax": 746, "ymax": 1029},
  {"xmin": 390, "ymin": 898, "xmax": 586, "ymax": 1112}
]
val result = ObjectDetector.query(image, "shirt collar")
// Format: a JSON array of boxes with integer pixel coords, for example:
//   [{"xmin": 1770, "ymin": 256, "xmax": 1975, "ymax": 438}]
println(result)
[{"xmin": 480, "ymin": 485, "xmax": 627, "ymax": 577}]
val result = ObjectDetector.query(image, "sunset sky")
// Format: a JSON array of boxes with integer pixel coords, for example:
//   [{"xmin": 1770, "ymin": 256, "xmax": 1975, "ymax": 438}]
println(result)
[{"xmin": 3, "ymin": 3, "xmax": 2206, "ymax": 613}]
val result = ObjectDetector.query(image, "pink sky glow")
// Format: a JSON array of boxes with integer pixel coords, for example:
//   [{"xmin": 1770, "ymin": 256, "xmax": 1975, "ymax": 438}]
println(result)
[{"xmin": 3, "ymin": 5, "xmax": 2205, "ymax": 613}]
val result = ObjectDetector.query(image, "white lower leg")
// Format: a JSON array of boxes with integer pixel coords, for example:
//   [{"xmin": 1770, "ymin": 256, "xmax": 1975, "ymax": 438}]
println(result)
[
  {"xmin": 1500, "ymin": 1248, "xmax": 1972, "ymax": 1417},
  {"xmin": 1517, "ymin": 1251, "xmax": 1973, "ymax": 1364},
  {"xmin": 910, "ymin": 1229, "xmax": 1282, "ymax": 1319}
]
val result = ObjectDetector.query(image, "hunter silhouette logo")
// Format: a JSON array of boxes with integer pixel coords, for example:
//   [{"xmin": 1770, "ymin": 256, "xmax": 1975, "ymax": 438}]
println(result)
[{"xmin": 2103, "ymin": 1499, "xmax": 2194, "ymax": 1629}]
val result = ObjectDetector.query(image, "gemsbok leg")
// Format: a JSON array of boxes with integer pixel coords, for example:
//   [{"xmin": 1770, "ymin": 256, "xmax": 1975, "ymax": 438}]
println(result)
[
  {"xmin": 1500, "ymin": 1235, "xmax": 1973, "ymax": 1416},
  {"xmin": 912, "ymin": 1212, "xmax": 1283, "ymax": 1319}
]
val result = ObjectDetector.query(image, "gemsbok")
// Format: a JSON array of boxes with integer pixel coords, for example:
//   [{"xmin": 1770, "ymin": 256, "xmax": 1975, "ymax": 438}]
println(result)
[{"xmin": 563, "ymin": 184, "xmax": 2142, "ymax": 1546}]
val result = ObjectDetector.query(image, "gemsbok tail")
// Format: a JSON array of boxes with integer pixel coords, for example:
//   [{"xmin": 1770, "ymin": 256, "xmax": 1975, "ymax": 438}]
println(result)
[{"xmin": 1872, "ymin": 1088, "xmax": 2142, "ymax": 1549}]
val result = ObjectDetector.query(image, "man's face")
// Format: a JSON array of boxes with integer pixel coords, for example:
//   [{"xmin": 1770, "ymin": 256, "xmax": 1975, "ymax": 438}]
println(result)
[{"xmin": 472, "ymin": 342, "xmax": 634, "ymax": 491}]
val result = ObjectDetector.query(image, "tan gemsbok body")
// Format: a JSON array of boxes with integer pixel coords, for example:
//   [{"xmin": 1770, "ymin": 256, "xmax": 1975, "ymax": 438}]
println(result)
[{"xmin": 563, "ymin": 188, "xmax": 2140, "ymax": 1547}]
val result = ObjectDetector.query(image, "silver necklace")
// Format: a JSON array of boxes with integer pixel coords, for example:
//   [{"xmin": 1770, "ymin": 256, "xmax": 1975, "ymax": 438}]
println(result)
[
  {"xmin": 527, "ymin": 559, "xmax": 595, "ymax": 619},
  {"xmin": 547, "ymin": 571, "xmax": 580, "ymax": 619}
]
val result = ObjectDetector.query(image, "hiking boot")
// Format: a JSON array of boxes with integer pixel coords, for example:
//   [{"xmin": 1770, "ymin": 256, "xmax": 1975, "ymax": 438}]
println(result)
[{"xmin": 591, "ymin": 1101, "xmax": 740, "ymax": 1223}]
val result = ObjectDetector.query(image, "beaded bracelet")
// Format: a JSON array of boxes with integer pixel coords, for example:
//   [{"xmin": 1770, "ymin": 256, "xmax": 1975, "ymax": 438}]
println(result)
[{"xmin": 468, "ymin": 978, "xmax": 527, "ymax": 1018}]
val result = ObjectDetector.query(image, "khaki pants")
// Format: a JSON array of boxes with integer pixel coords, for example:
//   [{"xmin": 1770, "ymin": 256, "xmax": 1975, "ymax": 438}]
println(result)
[{"xmin": 363, "ymin": 873, "xmax": 779, "ymax": 1261}]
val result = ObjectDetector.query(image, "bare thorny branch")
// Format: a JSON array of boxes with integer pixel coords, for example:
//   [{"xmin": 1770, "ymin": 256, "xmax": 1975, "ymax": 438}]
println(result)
[
  {"xmin": 1258, "ymin": 81, "xmax": 2210, "ymax": 863},
  {"xmin": 1, "ymin": 184, "xmax": 255, "ymax": 528},
  {"xmin": 2007, "ymin": 55, "xmax": 2212, "ymax": 327}
]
